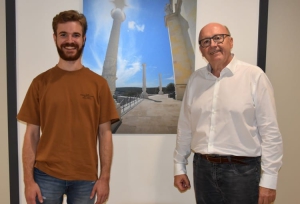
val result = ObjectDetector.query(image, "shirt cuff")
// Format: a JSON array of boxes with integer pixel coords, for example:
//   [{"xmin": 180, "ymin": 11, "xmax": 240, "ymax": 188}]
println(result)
[
  {"xmin": 259, "ymin": 173, "xmax": 278, "ymax": 189},
  {"xmin": 174, "ymin": 163, "xmax": 187, "ymax": 176}
]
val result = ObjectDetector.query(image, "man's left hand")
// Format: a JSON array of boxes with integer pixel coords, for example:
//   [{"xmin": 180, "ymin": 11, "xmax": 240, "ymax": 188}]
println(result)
[
  {"xmin": 90, "ymin": 179, "xmax": 110, "ymax": 204},
  {"xmin": 258, "ymin": 186, "xmax": 276, "ymax": 204}
]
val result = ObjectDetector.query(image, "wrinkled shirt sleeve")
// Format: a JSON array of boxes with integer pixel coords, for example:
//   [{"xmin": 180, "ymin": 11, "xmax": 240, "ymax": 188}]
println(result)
[
  {"xmin": 254, "ymin": 73, "xmax": 283, "ymax": 189},
  {"xmin": 174, "ymin": 78, "xmax": 193, "ymax": 175}
]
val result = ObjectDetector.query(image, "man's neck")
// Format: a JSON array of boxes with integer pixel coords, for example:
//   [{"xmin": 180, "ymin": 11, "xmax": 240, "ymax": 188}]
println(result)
[
  {"xmin": 210, "ymin": 55, "xmax": 233, "ymax": 78},
  {"xmin": 57, "ymin": 58, "xmax": 83, "ymax": 71}
]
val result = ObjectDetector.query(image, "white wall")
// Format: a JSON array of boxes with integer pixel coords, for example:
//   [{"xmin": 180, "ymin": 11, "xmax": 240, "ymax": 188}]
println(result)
[
  {"xmin": 266, "ymin": 0, "xmax": 300, "ymax": 203},
  {"xmin": 16, "ymin": 0, "xmax": 260, "ymax": 203},
  {"xmin": 0, "ymin": 0, "xmax": 10, "ymax": 203},
  {"xmin": 109, "ymin": 135, "xmax": 195, "ymax": 204}
]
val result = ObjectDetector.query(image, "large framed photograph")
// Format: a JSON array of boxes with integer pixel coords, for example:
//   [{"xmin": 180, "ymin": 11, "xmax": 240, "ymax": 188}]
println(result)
[{"xmin": 83, "ymin": 0, "xmax": 180, "ymax": 134}]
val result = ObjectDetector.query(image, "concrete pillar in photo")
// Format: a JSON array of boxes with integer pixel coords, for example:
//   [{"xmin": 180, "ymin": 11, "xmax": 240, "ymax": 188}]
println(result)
[
  {"xmin": 102, "ymin": 8, "xmax": 126, "ymax": 96},
  {"xmin": 164, "ymin": 0, "xmax": 196, "ymax": 100},
  {"xmin": 140, "ymin": 63, "xmax": 148, "ymax": 99},
  {"xmin": 158, "ymin": 73, "xmax": 164, "ymax": 95}
]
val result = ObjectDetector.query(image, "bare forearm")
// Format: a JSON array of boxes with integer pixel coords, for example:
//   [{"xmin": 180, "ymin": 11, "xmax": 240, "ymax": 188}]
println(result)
[
  {"xmin": 22, "ymin": 124, "xmax": 40, "ymax": 185},
  {"xmin": 99, "ymin": 132, "xmax": 113, "ymax": 180},
  {"xmin": 98, "ymin": 122, "xmax": 113, "ymax": 180}
]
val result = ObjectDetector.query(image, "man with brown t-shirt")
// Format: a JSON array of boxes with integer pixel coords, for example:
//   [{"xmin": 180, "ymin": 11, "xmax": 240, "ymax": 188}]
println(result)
[{"xmin": 17, "ymin": 10, "xmax": 119, "ymax": 204}]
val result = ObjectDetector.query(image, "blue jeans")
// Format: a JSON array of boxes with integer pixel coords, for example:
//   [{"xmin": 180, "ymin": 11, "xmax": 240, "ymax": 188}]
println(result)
[
  {"xmin": 34, "ymin": 168, "xmax": 96, "ymax": 204},
  {"xmin": 193, "ymin": 153, "xmax": 261, "ymax": 204}
]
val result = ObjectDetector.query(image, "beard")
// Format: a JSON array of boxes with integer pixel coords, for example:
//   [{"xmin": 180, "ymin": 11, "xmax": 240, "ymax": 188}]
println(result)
[{"xmin": 56, "ymin": 42, "xmax": 85, "ymax": 61}]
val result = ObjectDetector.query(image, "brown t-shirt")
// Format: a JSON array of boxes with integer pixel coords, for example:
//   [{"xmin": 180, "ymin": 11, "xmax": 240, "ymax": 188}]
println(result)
[{"xmin": 17, "ymin": 66, "xmax": 119, "ymax": 181}]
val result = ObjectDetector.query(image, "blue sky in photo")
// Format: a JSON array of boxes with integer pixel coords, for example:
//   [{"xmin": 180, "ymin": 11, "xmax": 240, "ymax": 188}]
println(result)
[{"xmin": 83, "ymin": 0, "xmax": 174, "ymax": 88}]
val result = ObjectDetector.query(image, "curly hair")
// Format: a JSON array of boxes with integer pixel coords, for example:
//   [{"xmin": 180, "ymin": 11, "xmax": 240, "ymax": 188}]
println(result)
[{"xmin": 52, "ymin": 10, "xmax": 87, "ymax": 36}]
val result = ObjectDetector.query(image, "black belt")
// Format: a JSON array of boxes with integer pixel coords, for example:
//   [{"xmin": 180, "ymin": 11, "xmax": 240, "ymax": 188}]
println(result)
[{"xmin": 198, "ymin": 153, "xmax": 255, "ymax": 164}]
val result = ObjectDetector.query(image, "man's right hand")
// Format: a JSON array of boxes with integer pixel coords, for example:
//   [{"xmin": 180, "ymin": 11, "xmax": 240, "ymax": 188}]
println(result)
[
  {"xmin": 174, "ymin": 174, "xmax": 191, "ymax": 192},
  {"xmin": 25, "ymin": 182, "xmax": 43, "ymax": 204}
]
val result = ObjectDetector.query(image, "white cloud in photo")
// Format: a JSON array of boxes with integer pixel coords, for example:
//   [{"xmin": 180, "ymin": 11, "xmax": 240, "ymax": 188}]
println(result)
[
  {"xmin": 166, "ymin": 76, "xmax": 174, "ymax": 80},
  {"xmin": 136, "ymin": 24, "xmax": 145, "ymax": 32},
  {"xmin": 117, "ymin": 58, "xmax": 142, "ymax": 87},
  {"xmin": 128, "ymin": 21, "xmax": 136, "ymax": 30},
  {"xmin": 128, "ymin": 21, "xmax": 145, "ymax": 32}
]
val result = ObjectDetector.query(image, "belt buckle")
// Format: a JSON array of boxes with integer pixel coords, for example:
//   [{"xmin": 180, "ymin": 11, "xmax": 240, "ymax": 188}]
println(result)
[
  {"xmin": 205, "ymin": 155, "xmax": 214, "ymax": 162},
  {"xmin": 206, "ymin": 154, "xmax": 221, "ymax": 163},
  {"xmin": 206, "ymin": 155, "xmax": 209, "ymax": 161}
]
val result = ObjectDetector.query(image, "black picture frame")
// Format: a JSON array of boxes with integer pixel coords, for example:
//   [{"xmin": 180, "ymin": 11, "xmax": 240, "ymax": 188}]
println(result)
[
  {"xmin": 6, "ymin": 0, "xmax": 19, "ymax": 203},
  {"xmin": 6, "ymin": 0, "xmax": 268, "ymax": 202}
]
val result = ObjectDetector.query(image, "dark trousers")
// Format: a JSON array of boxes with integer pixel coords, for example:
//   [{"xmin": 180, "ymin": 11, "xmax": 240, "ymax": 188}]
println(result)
[{"xmin": 193, "ymin": 153, "xmax": 261, "ymax": 204}]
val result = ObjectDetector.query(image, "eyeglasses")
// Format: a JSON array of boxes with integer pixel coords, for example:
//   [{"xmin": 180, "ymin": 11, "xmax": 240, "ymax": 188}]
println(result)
[{"xmin": 199, "ymin": 34, "xmax": 231, "ymax": 48}]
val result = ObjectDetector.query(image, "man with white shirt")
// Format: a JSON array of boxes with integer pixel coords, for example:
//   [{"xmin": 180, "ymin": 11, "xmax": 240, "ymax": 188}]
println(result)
[{"xmin": 173, "ymin": 23, "xmax": 283, "ymax": 204}]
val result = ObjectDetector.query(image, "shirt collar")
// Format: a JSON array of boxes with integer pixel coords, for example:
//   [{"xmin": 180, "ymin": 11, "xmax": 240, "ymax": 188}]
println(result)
[
  {"xmin": 225, "ymin": 54, "xmax": 239, "ymax": 73},
  {"xmin": 201, "ymin": 54, "xmax": 238, "ymax": 77}
]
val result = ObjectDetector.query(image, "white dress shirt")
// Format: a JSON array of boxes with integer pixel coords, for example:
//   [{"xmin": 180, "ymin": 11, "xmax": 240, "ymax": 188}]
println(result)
[{"xmin": 174, "ymin": 56, "xmax": 283, "ymax": 189}]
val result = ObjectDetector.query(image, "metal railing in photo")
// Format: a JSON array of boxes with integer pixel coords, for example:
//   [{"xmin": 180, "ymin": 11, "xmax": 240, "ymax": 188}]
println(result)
[{"xmin": 116, "ymin": 95, "xmax": 144, "ymax": 117}]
